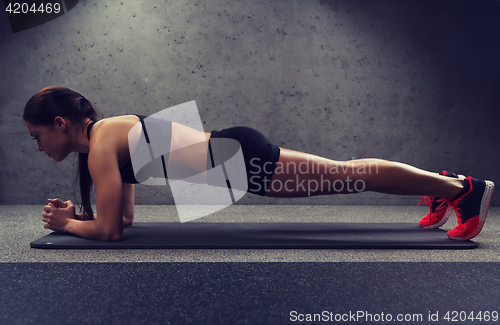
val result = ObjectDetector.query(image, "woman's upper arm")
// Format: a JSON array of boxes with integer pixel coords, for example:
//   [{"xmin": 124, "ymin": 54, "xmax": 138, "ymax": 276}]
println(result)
[
  {"xmin": 122, "ymin": 183, "xmax": 135, "ymax": 224},
  {"xmin": 88, "ymin": 146, "xmax": 124, "ymax": 240}
]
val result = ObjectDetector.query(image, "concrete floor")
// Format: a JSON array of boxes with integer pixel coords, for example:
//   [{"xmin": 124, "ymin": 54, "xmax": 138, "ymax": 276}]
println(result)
[
  {"xmin": 1, "ymin": 205, "xmax": 499, "ymax": 262},
  {"xmin": 2, "ymin": 205, "xmax": 499, "ymax": 324}
]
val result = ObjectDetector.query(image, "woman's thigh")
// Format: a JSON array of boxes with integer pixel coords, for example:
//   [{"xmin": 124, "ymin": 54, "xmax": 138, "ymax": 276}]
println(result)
[{"xmin": 265, "ymin": 148, "xmax": 376, "ymax": 197}]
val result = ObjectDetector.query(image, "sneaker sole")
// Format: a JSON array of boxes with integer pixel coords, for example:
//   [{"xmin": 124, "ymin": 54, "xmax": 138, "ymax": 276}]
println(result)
[
  {"xmin": 428, "ymin": 206, "xmax": 452, "ymax": 229},
  {"xmin": 449, "ymin": 180, "xmax": 495, "ymax": 241},
  {"xmin": 420, "ymin": 205, "xmax": 453, "ymax": 229}
]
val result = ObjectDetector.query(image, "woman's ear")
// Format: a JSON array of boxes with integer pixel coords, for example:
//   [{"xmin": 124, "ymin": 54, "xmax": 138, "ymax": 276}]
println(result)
[{"xmin": 53, "ymin": 116, "xmax": 66, "ymax": 131}]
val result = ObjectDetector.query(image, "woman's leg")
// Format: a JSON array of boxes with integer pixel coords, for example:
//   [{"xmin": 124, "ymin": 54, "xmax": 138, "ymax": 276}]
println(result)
[
  {"xmin": 264, "ymin": 148, "xmax": 464, "ymax": 200},
  {"xmin": 263, "ymin": 148, "xmax": 495, "ymax": 242}
]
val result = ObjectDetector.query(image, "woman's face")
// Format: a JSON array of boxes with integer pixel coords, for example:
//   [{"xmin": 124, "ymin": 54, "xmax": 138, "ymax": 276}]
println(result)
[{"xmin": 25, "ymin": 119, "xmax": 71, "ymax": 162}]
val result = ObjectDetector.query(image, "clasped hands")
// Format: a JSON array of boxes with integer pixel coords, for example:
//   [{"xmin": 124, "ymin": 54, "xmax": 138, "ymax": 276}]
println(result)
[{"xmin": 42, "ymin": 198, "xmax": 76, "ymax": 233}]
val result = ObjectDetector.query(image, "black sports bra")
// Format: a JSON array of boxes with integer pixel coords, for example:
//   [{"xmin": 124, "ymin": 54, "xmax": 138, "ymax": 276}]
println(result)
[{"xmin": 86, "ymin": 115, "xmax": 147, "ymax": 184}]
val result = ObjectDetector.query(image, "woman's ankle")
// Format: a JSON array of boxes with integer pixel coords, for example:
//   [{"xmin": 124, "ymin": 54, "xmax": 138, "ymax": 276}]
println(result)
[{"xmin": 445, "ymin": 178, "xmax": 466, "ymax": 201}]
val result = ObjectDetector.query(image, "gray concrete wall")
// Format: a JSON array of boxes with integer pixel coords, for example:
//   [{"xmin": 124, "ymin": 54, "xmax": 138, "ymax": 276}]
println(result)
[{"xmin": 1, "ymin": 0, "xmax": 498, "ymax": 206}]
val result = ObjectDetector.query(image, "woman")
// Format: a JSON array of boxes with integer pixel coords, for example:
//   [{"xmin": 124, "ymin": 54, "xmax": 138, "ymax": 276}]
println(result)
[{"xmin": 24, "ymin": 86, "xmax": 495, "ymax": 241}]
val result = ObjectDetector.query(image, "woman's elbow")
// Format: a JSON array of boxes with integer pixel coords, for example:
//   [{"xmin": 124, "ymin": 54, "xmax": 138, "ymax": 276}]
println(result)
[
  {"xmin": 123, "ymin": 214, "xmax": 134, "ymax": 227},
  {"xmin": 102, "ymin": 228, "xmax": 123, "ymax": 241},
  {"xmin": 109, "ymin": 232, "xmax": 122, "ymax": 241}
]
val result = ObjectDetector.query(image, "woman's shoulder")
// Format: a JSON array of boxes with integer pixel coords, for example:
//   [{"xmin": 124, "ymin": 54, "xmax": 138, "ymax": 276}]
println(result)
[
  {"xmin": 91, "ymin": 115, "xmax": 141, "ymax": 137},
  {"xmin": 101, "ymin": 114, "xmax": 142, "ymax": 124},
  {"xmin": 88, "ymin": 115, "xmax": 141, "ymax": 160}
]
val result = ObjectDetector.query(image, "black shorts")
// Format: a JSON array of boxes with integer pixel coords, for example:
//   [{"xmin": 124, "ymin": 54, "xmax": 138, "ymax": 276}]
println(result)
[{"xmin": 209, "ymin": 126, "xmax": 281, "ymax": 196}]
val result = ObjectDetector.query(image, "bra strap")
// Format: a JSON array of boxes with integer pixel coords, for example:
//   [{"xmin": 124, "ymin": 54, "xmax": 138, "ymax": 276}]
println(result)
[{"xmin": 86, "ymin": 121, "xmax": 98, "ymax": 140}]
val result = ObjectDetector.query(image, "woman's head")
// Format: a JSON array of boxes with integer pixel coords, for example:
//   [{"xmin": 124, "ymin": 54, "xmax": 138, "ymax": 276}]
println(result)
[
  {"xmin": 24, "ymin": 86, "xmax": 99, "ymax": 162},
  {"xmin": 23, "ymin": 86, "xmax": 97, "ymax": 127},
  {"xmin": 24, "ymin": 86, "xmax": 100, "ymax": 220}
]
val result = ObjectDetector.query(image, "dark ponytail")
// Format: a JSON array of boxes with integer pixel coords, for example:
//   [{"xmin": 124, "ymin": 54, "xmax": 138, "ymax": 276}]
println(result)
[{"xmin": 23, "ymin": 86, "xmax": 102, "ymax": 220}]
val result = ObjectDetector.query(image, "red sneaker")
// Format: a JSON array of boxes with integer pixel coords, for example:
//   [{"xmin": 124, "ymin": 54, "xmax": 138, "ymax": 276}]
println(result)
[
  {"xmin": 446, "ymin": 177, "xmax": 495, "ymax": 241},
  {"xmin": 418, "ymin": 171, "xmax": 458, "ymax": 229},
  {"xmin": 418, "ymin": 197, "xmax": 452, "ymax": 228}
]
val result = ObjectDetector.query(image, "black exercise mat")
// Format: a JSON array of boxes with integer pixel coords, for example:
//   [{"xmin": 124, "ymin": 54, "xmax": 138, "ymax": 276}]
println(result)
[{"xmin": 30, "ymin": 222, "xmax": 478, "ymax": 249}]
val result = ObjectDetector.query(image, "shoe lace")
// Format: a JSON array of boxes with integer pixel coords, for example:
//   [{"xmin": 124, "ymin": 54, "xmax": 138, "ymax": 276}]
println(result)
[
  {"xmin": 418, "ymin": 196, "xmax": 445, "ymax": 214},
  {"xmin": 417, "ymin": 196, "xmax": 432, "ymax": 207},
  {"xmin": 444, "ymin": 197, "xmax": 464, "ymax": 223}
]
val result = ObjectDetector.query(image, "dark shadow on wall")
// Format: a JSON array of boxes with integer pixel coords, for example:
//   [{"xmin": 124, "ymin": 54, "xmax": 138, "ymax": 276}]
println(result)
[
  {"xmin": 0, "ymin": 143, "xmax": 4, "ymax": 203},
  {"xmin": 318, "ymin": 0, "xmax": 500, "ymax": 204},
  {"xmin": 317, "ymin": 0, "xmax": 500, "ymax": 117}
]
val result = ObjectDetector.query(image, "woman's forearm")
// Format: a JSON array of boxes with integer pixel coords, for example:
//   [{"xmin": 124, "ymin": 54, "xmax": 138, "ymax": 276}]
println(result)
[
  {"xmin": 65, "ymin": 218, "xmax": 122, "ymax": 241},
  {"xmin": 75, "ymin": 212, "xmax": 97, "ymax": 220}
]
